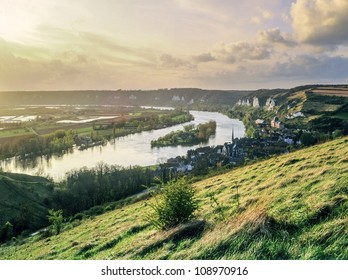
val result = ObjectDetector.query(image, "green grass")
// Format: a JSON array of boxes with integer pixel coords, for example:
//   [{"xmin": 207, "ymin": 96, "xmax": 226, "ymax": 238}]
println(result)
[
  {"xmin": 73, "ymin": 126, "xmax": 94, "ymax": 135},
  {"xmin": 1, "ymin": 137, "xmax": 347, "ymax": 259},
  {"xmin": 301, "ymin": 92, "xmax": 347, "ymax": 115},
  {"xmin": 0, "ymin": 128, "xmax": 34, "ymax": 139}
]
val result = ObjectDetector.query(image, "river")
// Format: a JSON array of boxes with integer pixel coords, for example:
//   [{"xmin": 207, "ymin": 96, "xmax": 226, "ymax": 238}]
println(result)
[{"xmin": 0, "ymin": 111, "xmax": 244, "ymax": 181}]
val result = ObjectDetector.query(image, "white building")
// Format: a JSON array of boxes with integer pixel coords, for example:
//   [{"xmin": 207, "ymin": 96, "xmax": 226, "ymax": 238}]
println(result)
[{"xmin": 253, "ymin": 97, "xmax": 260, "ymax": 108}]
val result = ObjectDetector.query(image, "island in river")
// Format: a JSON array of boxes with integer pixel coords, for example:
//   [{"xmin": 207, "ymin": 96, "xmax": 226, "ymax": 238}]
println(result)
[{"xmin": 151, "ymin": 120, "xmax": 216, "ymax": 147}]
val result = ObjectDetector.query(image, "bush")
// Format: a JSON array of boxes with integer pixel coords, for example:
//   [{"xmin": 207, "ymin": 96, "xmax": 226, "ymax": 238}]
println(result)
[
  {"xmin": 47, "ymin": 209, "xmax": 63, "ymax": 235},
  {"xmin": 148, "ymin": 178, "xmax": 199, "ymax": 230},
  {"xmin": 72, "ymin": 213, "xmax": 86, "ymax": 221},
  {"xmin": 333, "ymin": 129, "xmax": 343, "ymax": 139},
  {"xmin": 86, "ymin": 205, "xmax": 104, "ymax": 216}
]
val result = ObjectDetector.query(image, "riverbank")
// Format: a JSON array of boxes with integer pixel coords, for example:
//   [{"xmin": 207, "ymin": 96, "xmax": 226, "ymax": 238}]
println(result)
[
  {"xmin": 0, "ymin": 107, "xmax": 193, "ymax": 160},
  {"xmin": 0, "ymin": 111, "xmax": 245, "ymax": 181}
]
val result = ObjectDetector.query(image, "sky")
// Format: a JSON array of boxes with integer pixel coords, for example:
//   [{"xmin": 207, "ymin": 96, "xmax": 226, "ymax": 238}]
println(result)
[{"xmin": 1, "ymin": 0, "xmax": 348, "ymax": 91}]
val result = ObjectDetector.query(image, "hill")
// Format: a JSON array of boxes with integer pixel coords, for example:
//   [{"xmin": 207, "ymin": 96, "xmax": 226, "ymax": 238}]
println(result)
[
  {"xmin": 0, "ymin": 88, "xmax": 253, "ymax": 107},
  {"xmin": 0, "ymin": 173, "xmax": 54, "ymax": 236},
  {"xmin": 0, "ymin": 137, "xmax": 347, "ymax": 260}
]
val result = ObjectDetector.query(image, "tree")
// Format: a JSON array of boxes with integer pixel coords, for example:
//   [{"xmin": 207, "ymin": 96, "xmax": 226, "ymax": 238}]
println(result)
[
  {"xmin": 300, "ymin": 132, "xmax": 316, "ymax": 146},
  {"xmin": 193, "ymin": 157, "xmax": 209, "ymax": 176},
  {"xmin": 332, "ymin": 129, "xmax": 343, "ymax": 139},
  {"xmin": 0, "ymin": 221, "xmax": 13, "ymax": 242},
  {"xmin": 47, "ymin": 209, "xmax": 63, "ymax": 235},
  {"xmin": 148, "ymin": 179, "xmax": 199, "ymax": 230}
]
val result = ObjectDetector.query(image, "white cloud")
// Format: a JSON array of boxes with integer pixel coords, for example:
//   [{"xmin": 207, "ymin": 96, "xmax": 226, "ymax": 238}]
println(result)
[
  {"xmin": 291, "ymin": 0, "xmax": 348, "ymax": 46},
  {"xmin": 258, "ymin": 28, "xmax": 296, "ymax": 47}
]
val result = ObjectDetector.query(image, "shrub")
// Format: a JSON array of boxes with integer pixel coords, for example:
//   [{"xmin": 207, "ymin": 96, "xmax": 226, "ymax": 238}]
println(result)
[
  {"xmin": 72, "ymin": 212, "xmax": 85, "ymax": 221},
  {"xmin": 333, "ymin": 129, "xmax": 343, "ymax": 139},
  {"xmin": 86, "ymin": 205, "xmax": 104, "ymax": 216},
  {"xmin": 47, "ymin": 209, "xmax": 63, "ymax": 235},
  {"xmin": 148, "ymin": 178, "xmax": 199, "ymax": 230}
]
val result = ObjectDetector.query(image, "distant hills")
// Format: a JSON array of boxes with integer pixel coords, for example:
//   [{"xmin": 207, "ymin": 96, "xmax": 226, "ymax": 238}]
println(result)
[
  {"xmin": 0, "ymin": 88, "xmax": 280, "ymax": 106},
  {"xmin": 1, "ymin": 84, "xmax": 347, "ymax": 108}
]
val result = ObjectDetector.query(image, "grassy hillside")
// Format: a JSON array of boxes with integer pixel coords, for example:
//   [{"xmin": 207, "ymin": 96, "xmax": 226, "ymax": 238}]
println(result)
[
  {"xmin": 0, "ymin": 173, "xmax": 54, "ymax": 233},
  {"xmin": 0, "ymin": 137, "xmax": 347, "ymax": 260}
]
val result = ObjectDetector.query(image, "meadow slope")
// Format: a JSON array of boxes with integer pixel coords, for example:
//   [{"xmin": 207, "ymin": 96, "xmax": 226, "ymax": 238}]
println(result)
[{"xmin": 1, "ymin": 137, "xmax": 347, "ymax": 260}]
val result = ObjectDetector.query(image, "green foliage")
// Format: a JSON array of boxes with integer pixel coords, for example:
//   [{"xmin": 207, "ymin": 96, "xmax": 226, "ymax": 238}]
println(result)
[
  {"xmin": 151, "ymin": 120, "xmax": 216, "ymax": 147},
  {"xmin": 85, "ymin": 205, "xmax": 104, "ymax": 217},
  {"xmin": 148, "ymin": 179, "xmax": 199, "ymax": 230},
  {"xmin": 332, "ymin": 129, "xmax": 343, "ymax": 139},
  {"xmin": 197, "ymin": 120, "xmax": 216, "ymax": 140},
  {"xmin": 0, "ymin": 221, "xmax": 13, "ymax": 242},
  {"xmin": 193, "ymin": 158, "xmax": 209, "ymax": 176},
  {"xmin": 208, "ymin": 194, "xmax": 226, "ymax": 221},
  {"xmin": 0, "ymin": 129, "xmax": 75, "ymax": 159},
  {"xmin": 0, "ymin": 173, "xmax": 54, "ymax": 239},
  {"xmin": 300, "ymin": 132, "xmax": 317, "ymax": 146},
  {"xmin": 47, "ymin": 209, "xmax": 63, "ymax": 235},
  {"xmin": 55, "ymin": 164, "xmax": 156, "ymax": 216}
]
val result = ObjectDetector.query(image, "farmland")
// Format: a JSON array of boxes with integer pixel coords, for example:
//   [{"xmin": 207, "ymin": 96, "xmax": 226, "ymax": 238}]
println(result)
[
  {"xmin": 0, "ymin": 105, "xmax": 193, "ymax": 158},
  {"xmin": 310, "ymin": 87, "xmax": 348, "ymax": 97}
]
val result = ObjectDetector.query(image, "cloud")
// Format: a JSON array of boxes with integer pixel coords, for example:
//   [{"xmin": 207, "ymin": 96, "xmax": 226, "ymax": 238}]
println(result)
[
  {"xmin": 251, "ymin": 9, "xmax": 273, "ymax": 25},
  {"xmin": 213, "ymin": 41, "xmax": 271, "ymax": 63},
  {"xmin": 271, "ymin": 54, "xmax": 348, "ymax": 81},
  {"xmin": 191, "ymin": 53, "xmax": 215, "ymax": 63},
  {"xmin": 193, "ymin": 53, "xmax": 348, "ymax": 89},
  {"xmin": 258, "ymin": 28, "xmax": 296, "ymax": 47},
  {"xmin": 0, "ymin": 34, "xmax": 157, "ymax": 91},
  {"xmin": 291, "ymin": 0, "xmax": 348, "ymax": 46},
  {"xmin": 158, "ymin": 54, "xmax": 191, "ymax": 68},
  {"xmin": 34, "ymin": 25, "xmax": 157, "ymax": 65}
]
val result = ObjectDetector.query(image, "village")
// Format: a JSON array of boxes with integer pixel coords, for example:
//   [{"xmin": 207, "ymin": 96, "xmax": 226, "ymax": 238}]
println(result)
[{"xmin": 159, "ymin": 96, "xmax": 307, "ymax": 176}]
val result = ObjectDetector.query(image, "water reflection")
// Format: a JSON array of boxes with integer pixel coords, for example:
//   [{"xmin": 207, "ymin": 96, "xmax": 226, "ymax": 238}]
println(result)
[{"xmin": 1, "ymin": 111, "xmax": 245, "ymax": 180}]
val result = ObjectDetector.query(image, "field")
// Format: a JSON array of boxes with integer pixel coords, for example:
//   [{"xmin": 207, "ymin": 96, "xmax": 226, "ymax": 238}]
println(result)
[
  {"xmin": 310, "ymin": 87, "xmax": 348, "ymax": 97},
  {"xmin": 1, "ymin": 137, "xmax": 347, "ymax": 260},
  {"xmin": 0, "ymin": 105, "xmax": 187, "ymax": 146}
]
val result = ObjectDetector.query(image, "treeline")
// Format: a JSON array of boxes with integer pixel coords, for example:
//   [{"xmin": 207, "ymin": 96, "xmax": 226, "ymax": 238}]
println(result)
[
  {"xmin": 95, "ymin": 110, "xmax": 193, "ymax": 133},
  {"xmin": 51, "ymin": 163, "xmax": 157, "ymax": 216},
  {"xmin": 151, "ymin": 120, "xmax": 216, "ymax": 147},
  {"xmin": 0, "ymin": 130, "xmax": 75, "ymax": 159}
]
